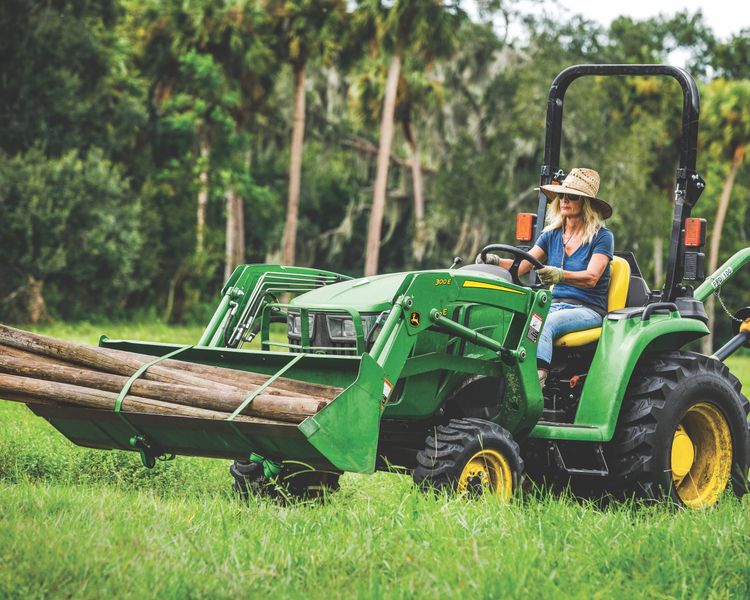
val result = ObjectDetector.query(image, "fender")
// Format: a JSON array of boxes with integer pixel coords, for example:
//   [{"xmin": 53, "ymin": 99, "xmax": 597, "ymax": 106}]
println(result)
[{"xmin": 530, "ymin": 310, "xmax": 708, "ymax": 442}]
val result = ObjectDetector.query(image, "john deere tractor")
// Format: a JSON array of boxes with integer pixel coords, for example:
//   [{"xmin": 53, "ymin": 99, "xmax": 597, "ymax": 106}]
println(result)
[{"xmin": 27, "ymin": 65, "xmax": 750, "ymax": 508}]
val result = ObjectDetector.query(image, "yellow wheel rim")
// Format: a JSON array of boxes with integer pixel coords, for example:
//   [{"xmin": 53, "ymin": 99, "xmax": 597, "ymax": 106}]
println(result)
[
  {"xmin": 457, "ymin": 449, "xmax": 514, "ymax": 499},
  {"xmin": 671, "ymin": 402, "xmax": 733, "ymax": 508}
]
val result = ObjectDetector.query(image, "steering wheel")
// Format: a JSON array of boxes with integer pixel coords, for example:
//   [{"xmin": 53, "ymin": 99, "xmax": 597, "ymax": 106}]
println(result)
[{"xmin": 479, "ymin": 244, "xmax": 545, "ymax": 286}]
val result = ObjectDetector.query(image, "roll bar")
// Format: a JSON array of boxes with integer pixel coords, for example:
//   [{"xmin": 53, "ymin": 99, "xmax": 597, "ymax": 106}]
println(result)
[{"xmin": 534, "ymin": 64, "xmax": 705, "ymax": 303}]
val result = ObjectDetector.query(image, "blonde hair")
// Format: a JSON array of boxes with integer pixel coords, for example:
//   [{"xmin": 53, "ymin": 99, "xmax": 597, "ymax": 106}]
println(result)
[{"xmin": 543, "ymin": 197, "xmax": 605, "ymax": 245}]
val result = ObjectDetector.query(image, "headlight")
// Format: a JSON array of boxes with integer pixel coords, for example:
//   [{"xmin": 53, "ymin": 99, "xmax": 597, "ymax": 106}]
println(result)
[
  {"xmin": 325, "ymin": 313, "xmax": 379, "ymax": 341},
  {"xmin": 287, "ymin": 312, "xmax": 315, "ymax": 337}
]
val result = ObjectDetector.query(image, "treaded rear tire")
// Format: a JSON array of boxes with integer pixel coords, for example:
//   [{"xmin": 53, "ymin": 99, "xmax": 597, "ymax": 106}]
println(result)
[
  {"xmin": 413, "ymin": 418, "xmax": 523, "ymax": 497},
  {"xmin": 607, "ymin": 351, "xmax": 750, "ymax": 507}
]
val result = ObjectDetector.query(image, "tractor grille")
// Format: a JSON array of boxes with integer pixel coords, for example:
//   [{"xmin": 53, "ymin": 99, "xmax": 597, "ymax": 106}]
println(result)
[{"xmin": 287, "ymin": 312, "xmax": 360, "ymax": 356}]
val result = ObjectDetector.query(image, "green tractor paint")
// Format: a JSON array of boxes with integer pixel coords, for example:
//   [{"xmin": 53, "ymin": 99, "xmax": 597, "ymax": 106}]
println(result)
[{"xmin": 25, "ymin": 65, "xmax": 750, "ymax": 508}]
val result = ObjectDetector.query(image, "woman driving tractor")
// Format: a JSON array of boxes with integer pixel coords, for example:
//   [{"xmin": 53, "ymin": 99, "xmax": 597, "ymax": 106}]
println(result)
[{"xmin": 478, "ymin": 167, "xmax": 614, "ymax": 388}]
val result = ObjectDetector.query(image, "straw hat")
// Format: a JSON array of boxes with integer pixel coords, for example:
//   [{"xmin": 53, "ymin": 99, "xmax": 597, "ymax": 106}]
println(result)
[{"xmin": 538, "ymin": 167, "xmax": 612, "ymax": 219}]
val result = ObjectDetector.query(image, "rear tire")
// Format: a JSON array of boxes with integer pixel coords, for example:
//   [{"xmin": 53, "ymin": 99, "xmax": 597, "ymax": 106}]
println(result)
[
  {"xmin": 608, "ymin": 352, "xmax": 750, "ymax": 508},
  {"xmin": 413, "ymin": 418, "xmax": 523, "ymax": 498}
]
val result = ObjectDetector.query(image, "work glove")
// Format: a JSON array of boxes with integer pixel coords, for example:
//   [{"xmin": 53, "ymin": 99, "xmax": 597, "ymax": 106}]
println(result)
[
  {"xmin": 536, "ymin": 266, "xmax": 564, "ymax": 285},
  {"xmin": 475, "ymin": 252, "xmax": 501, "ymax": 266}
]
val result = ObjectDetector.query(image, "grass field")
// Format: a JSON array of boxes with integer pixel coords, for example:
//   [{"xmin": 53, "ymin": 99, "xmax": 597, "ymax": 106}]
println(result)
[{"xmin": 1, "ymin": 322, "xmax": 749, "ymax": 599}]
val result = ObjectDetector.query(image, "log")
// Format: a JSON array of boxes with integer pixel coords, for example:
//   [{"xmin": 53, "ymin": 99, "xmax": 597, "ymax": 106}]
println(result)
[
  {"xmin": 94, "ymin": 346, "xmax": 343, "ymax": 399},
  {"xmin": 0, "ymin": 354, "xmax": 326, "ymax": 422},
  {"xmin": 0, "ymin": 325, "xmax": 342, "ymax": 400},
  {"xmin": 0, "ymin": 326, "xmax": 232, "ymax": 392},
  {"xmin": 0, "ymin": 373, "xmax": 226, "ymax": 419},
  {"xmin": 0, "ymin": 344, "xmax": 73, "ymax": 367},
  {"xmin": 0, "ymin": 373, "xmax": 289, "ymax": 425}
]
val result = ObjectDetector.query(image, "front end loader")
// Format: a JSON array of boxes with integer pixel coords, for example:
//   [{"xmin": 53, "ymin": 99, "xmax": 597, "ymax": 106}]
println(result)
[{"xmin": 13, "ymin": 64, "xmax": 750, "ymax": 508}]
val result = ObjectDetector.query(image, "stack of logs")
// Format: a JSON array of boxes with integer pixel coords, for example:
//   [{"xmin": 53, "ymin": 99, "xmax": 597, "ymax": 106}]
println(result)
[{"xmin": 0, "ymin": 325, "xmax": 341, "ymax": 424}]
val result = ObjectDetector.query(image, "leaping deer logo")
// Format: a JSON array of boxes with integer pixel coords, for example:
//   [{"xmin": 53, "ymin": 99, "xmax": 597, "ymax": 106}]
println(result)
[{"xmin": 410, "ymin": 311, "xmax": 421, "ymax": 327}]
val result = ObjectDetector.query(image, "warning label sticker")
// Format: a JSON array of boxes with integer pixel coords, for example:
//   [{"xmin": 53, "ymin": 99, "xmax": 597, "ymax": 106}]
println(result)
[
  {"xmin": 526, "ymin": 312, "xmax": 544, "ymax": 343},
  {"xmin": 382, "ymin": 378, "xmax": 393, "ymax": 407}
]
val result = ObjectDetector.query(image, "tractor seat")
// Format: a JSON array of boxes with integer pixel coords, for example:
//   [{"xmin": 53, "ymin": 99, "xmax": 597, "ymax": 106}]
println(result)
[{"xmin": 553, "ymin": 255, "xmax": 631, "ymax": 348}]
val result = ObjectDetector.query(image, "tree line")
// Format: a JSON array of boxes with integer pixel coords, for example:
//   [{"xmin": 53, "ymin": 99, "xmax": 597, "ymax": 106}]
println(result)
[{"xmin": 0, "ymin": 1, "xmax": 748, "ymax": 348}]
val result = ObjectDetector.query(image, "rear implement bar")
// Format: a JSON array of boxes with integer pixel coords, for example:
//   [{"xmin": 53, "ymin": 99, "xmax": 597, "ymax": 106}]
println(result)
[{"xmin": 694, "ymin": 248, "xmax": 750, "ymax": 303}]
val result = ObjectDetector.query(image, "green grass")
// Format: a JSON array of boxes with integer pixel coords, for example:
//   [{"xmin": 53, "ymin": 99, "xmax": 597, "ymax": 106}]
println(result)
[{"xmin": 1, "ymin": 321, "xmax": 750, "ymax": 599}]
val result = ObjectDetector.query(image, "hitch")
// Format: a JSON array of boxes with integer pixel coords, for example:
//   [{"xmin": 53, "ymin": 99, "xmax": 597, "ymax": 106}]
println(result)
[
  {"xmin": 713, "ymin": 308, "xmax": 750, "ymax": 362},
  {"xmin": 129, "ymin": 435, "xmax": 174, "ymax": 469}
]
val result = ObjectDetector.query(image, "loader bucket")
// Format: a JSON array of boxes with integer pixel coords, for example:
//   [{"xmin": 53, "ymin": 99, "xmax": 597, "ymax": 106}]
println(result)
[{"xmin": 31, "ymin": 339, "xmax": 387, "ymax": 473}]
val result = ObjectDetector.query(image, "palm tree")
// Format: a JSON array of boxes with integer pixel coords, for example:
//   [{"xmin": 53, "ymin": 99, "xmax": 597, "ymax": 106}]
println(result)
[
  {"xmin": 131, "ymin": 0, "xmax": 277, "ymax": 266},
  {"xmin": 357, "ymin": 0, "xmax": 462, "ymax": 276},
  {"xmin": 265, "ymin": 0, "xmax": 347, "ymax": 267}
]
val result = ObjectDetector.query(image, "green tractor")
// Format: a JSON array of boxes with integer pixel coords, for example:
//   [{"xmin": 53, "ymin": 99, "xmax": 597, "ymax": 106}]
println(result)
[{"xmin": 28, "ymin": 65, "xmax": 750, "ymax": 508}]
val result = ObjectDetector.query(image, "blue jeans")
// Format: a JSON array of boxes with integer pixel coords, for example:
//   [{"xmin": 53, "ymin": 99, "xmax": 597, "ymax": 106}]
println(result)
[{"xmin": 537, "ymin": 303, "xmax": 603, "ymax": 368}]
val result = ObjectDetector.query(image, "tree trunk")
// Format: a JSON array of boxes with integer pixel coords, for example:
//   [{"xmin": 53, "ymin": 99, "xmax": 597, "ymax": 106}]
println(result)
[
  {"xmin": 404, "ymin": 119, "xmax": 426, "ymax": 263},
  {"xmin": 234, "ymin": 189, "xmax": 245, "ymax": 268},
  {"xmin": 25, "ymin": 275, "xmax": 47, "ymax": 324},
  {"xmin": 224, "ymin": 190, "xmax": 245, "ymax": 282},
  {"xmin": 702, "ymin": 145, "xmax": 745, "ymax": 354},
  {"xmin": 224, "ymin": 191, "xmax": 236, "ymax": 282},
  {"xmin": 196, "ymin": 137, "xmax": 210, "ymax": 253},
  {"xmin": 364, "ymin": 52, "xmax": 402, "ymax": 276},
  {"xmin": 652, "ymin": 236, "xmax": 663, "ymax": 289},
  {"xmin": 282, "ymin": 63, "xmax": 307, "ymax": 266}
]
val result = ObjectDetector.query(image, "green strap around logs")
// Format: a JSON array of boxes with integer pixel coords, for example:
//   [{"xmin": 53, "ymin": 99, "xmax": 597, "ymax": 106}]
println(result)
[
  {"xmin": 114, "ymin": 345, "xmax": 194, "ymax": 468},
  {"xmin": 225, "ymin": 354, "xmax": 306, "ymax": 477},
  {"xmin": 114, "ymin": 345, "xmax": 194, "ymax": 414},
  {"xmin": 226, "ymin": 352, "xmax": 305, "ymax": 421}
]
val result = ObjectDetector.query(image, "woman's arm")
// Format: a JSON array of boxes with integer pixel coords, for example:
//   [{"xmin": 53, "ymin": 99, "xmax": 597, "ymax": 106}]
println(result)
[
  {"xmin": 498, "ymin": 245, "xmax": 546, "ymax": 275},
  {"xmin": 559, "ymin": 253, "xmax": 610, "ymax": 288}
]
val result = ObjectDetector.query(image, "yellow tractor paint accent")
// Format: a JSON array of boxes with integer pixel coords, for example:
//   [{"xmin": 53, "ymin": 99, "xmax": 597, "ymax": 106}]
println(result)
[
  {"xmin": 740, "ymin": 318, "xmax": 750, "ymax": 334},
  {"xmin": 462, "ymin": 281, "xmax": 526, "ymax": 295},
  {"xmin": 458, "ymin": 449, "xmax": 514, "ymax": 499},
  {"xmin": 672, "ymin": 402, "xmax": 733, "ymax": 508}
]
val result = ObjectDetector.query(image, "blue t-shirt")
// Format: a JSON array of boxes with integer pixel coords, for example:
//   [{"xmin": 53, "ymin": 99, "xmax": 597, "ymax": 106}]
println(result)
[{"xmin": 534, "ymin": 227, "xmax": 614, "ymax": 313}]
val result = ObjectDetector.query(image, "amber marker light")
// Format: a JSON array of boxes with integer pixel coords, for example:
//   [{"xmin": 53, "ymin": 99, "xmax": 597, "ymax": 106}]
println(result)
[
  {"xmin": 684, "ymin": 218, "xmax": 706, "ymax": 247},
  {"xmin": 516, "ymin": 213, "xmax": 535, "ymax": 242}
]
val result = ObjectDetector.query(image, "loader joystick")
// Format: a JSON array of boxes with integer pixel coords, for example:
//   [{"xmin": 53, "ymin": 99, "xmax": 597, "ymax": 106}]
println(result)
[{"xmin": 479, "ymin": 243, "xmax": 545, "ymax": 286}]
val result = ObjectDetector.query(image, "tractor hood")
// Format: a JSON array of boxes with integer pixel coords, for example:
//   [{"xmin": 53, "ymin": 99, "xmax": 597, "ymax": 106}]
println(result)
[{"xmin": 290, "ymin": 272, "xmax": 412, "ymax": 313}]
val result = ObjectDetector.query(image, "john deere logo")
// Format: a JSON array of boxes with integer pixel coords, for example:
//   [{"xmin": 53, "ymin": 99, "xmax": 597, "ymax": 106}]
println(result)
[{"xmin": 410, "ymin": 311, "xmax": 421, "ymax": 327}]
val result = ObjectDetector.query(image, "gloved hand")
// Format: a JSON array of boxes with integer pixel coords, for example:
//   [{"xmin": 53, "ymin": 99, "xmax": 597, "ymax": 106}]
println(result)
[
  {"xmin": 536, "ymin": 266, "xmax": 564, "ymax": 285},
  {"xmin": 475, "ymin": 252, "xmax": 501, "ymax": 266}
]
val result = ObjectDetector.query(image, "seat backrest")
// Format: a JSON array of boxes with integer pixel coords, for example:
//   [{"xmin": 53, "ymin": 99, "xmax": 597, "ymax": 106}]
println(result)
[{"xmin": 608, "ymin": 255, "xmax": 631, "ymax": 312}]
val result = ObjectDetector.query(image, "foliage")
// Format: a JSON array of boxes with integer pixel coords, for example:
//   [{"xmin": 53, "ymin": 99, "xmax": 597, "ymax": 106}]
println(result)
[
  {"xmin": 0, "ymin": 149, "xmax": 143, "ymax": 321},
  {"xmin": 0, "ymin": 0, "xmax": 147, "ymax": 159},
  {"xmin": 1, "ymin": 1, "xmax": 749, "ymax": 327}
]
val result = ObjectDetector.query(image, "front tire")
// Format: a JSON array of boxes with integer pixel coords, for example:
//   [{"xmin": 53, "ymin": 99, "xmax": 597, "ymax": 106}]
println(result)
[
  {"xmin": 230, "ymin": 459, "xmax": 340, "ymax": 502},
  {"xmin": 413, "ymin": 418, "xmax": 523, "ymax": 498},
  {"xmin": 608, "ymin": 352, "xmax": 750, "ymax": 508}
]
